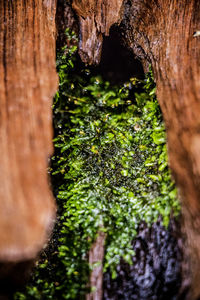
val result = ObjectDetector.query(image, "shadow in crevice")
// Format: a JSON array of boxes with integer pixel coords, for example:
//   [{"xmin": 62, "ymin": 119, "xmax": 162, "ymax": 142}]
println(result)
[{"xmin": 96, "ymin": 26, "xmax": 144, "ymax": 85}]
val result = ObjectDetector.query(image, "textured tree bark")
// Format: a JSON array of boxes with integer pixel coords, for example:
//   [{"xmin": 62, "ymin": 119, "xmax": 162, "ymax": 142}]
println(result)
[
  {"xmin": 0, "ymin": 0, "xmax": 57, "ymax": 264},
  {"xmin": 71, "ymin": 0, "xmax": 200, "ymax": 299},
  {"xmin": 72, "ymin": 0, "xmax": 124, "ymax": 64}
]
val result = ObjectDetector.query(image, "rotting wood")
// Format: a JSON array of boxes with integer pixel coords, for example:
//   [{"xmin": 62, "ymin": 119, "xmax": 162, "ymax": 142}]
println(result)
[
  {"xmin": 72, "ymin": 0, "xmax": 124, "ymax": 64},
  {"xmin": 87, "ymin": 230, "xmax": 106, "ymax": 300},
  {"xmin": 0, "ymin": 0, "xmax": 57, "ymax": 262}
]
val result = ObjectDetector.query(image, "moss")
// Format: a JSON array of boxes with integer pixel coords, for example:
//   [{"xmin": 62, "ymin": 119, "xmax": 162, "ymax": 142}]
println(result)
[{"xmin": 14, "ymin": 29, "xmax": 180, "ymax": 300}]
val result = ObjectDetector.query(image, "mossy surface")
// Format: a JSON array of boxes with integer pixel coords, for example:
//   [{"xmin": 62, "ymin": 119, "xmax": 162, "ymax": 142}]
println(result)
[{"xmin": 14, "ymin": 30, "xmax": 180, "ymax": 300}]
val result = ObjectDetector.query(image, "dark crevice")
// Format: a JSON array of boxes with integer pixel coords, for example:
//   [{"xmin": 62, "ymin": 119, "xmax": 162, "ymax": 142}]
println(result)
[{"xmin": 95, "ymin": 26, "xmax": 145, "ymax": 84}]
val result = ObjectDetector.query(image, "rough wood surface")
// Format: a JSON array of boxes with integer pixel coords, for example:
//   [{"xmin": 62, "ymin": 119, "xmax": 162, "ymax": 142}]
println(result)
[
  {"xmin": 70, "ymin": 1, "xmax": 200, "ymax": 299},
  {"xmin": 72, "ymin": 0, "xmax": 124, "ymax": 64},
  {"xmin": 87, "ymin": 230, "xmax": 106, "ymax": 300},
  {"xmin": 0, "ymin": 0, "xmax": 57, "ymax": 262}
]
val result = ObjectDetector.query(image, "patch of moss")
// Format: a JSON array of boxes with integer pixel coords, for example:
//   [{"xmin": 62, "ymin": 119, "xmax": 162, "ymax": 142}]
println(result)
[{"xmin": 14, "ymin": 29, "xmax": 180, "ymax": 300}]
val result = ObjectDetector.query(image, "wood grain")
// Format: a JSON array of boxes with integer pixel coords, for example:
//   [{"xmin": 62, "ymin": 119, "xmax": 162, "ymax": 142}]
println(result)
[
  {"xmin": 72, "ymin": 0, "xmax": 124, "ymax": 64},
  {"xmin": 87, "ymin": 230, "xmax": 106, "ymax": 300},
  {"xmin": 0, "ymin": 0, "xmax": 57, "ymax": 262}
]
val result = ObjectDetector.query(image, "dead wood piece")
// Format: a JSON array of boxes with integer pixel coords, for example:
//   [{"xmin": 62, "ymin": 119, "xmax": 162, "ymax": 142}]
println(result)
[
  {"xmin": 0, "ymin": 0, "xmax": 57, "ymax": 262},
  {"xmin": 87, "ymin": 230, "xmax": 106, "ymax": 300},
  {"xmin": 120, "ymin": 1, "xmax": 200, "ymax": 298},
  {"xmin": 72, "ymin": 0, "xmax": 124, "ymax": 64}
]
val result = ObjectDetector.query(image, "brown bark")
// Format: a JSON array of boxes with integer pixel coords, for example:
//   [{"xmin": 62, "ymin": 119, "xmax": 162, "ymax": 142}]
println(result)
[
  {"xmin": 0, "ymin": 0, "xmax": 57, "ymax": 262},
  {"xmin": 72, "ymin": 0, "xmax": 124, "ymax": 64},
  {"xmin": 71, "ymin": 1, "xmax": 200, "ymax": 299},
  {"xmin": 87, "ymin": 230, "xmax": 106, "ymax": 300}
]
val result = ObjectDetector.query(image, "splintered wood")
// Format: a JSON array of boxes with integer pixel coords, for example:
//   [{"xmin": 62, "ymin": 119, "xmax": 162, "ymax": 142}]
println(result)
[
  {"xmin": 72, "ymin": 0, "xmax": 124, "ymax": 64},
  {"xmin": 87, "ymin": 230, "xmax": 106, "ymax": 300},
  {"xmin": 0, "ymin": 0, "xmax": 57, "ymax": 262}
]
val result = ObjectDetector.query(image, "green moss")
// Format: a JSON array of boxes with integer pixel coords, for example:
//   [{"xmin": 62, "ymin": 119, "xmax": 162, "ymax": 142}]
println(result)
[{"xmin": 14, "ymin": 29, "xmax": 180, "ymax": 300}]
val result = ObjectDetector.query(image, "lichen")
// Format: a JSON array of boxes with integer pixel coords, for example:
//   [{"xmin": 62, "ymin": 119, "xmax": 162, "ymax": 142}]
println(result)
[{"xmin": 14, "ymin": 29, "xmax": 180, "ymax": 300}]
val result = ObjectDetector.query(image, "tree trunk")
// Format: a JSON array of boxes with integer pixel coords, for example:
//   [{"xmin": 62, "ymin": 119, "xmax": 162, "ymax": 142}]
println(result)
[
  {"xmin": 71, "ymin": 0, "xmax": 200, "ymax": 298},
  {"xmin": 0, "ymin": 0, "xmax": 57, "ymax": 264},
  {"xmin": 72, "ymin": 0, "xmax": 124, "ymax": 64}
]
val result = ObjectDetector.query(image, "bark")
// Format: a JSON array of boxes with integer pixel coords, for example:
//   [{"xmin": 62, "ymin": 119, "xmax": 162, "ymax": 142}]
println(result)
[
  {"xmin": 72, "ymin": 0, "xmax": 124, "ymax": 64},
  {"xmin": 87, "ymin": 230, "xmax": 106, "ymax": 300},
  {"xmin": 71, "ymin": 0, "xmax": 200, "ymax": 299},
  {"xmin": 0, "ymin": 0, "xmax": 57, "ymax": 263}
]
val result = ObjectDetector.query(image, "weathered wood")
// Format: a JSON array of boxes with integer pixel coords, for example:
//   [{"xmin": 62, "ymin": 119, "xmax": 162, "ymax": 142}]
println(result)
[
  {"xmin": 87, "ymin": 230, "xmax": 106, "ymax": 300},
  {"xmin": 71, "ymin": 1, "xmax": 200, "ymax": 298},
  {"xmin": 0, "ymin": 0, "xmax": 57, "ymax": 262},
  {"xmin": 72, "ymin": 0, "xmax": 124, "ymax": 64}
]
